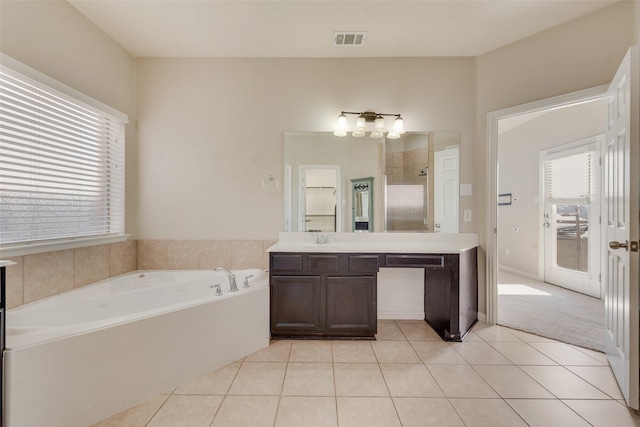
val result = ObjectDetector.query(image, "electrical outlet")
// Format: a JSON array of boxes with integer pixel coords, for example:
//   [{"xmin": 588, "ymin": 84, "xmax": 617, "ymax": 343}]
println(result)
[{"xmin": 463, "ymin": 210, "xmax": 472, "ymax": 222}]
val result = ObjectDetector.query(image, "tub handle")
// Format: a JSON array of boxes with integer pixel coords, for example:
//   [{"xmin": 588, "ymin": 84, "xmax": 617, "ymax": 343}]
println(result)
[
  {"xmin": 212, "ymin": 284, "xmax": 223, "ymax": 296},
  {"xmin": 243, "ymin": 275, "xmax": 254, "ymax": 288}
]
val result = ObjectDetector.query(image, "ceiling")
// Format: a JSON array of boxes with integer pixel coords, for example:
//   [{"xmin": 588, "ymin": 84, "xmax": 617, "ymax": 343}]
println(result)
[{"xmin": 68, "ymin": 0, "xmax": 620, "ymax": 58}]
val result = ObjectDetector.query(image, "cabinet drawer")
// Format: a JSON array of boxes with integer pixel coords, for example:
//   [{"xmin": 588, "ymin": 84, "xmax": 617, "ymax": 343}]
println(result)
[
  {"xmin": 349, "ymin": 255, "xmax": 380, "ymax": 273},
  {"xmin": 308, "ymin": 255, "xmax": 340, "ymax": 273},
  {"xmin": 271, "ymin": 254, "xmax": 303, "ymax": 273},
  {"xmin": 385, "ymin": 254, "xmax": 444, "ymax": 268}
]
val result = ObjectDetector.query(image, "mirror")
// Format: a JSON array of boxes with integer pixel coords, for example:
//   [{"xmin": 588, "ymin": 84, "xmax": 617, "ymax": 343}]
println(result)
[
  {"xmin": 352, "ymin": 177, "xmax": 374, "ymax": 232},
  {"xmin": 284, "ymin": 131, "xmax": 459, "ymax": 233}
]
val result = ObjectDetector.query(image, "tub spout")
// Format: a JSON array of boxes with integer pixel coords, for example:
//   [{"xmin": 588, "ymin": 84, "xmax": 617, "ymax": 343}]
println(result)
[{"xmin": 215, "ymin": 267, "xmax": 238, "ymax": 292}]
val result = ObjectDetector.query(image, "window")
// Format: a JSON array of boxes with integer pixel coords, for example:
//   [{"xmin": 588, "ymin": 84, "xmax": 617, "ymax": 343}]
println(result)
[{"xmin": 0, "ymin": 57, "xmax": 128, "ymax": 255}]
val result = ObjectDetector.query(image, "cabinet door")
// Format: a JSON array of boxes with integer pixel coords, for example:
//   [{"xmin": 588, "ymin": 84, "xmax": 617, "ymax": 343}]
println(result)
[
  {"xmin": 271, "ymin": 276, "xmax": 322, "ymax": 335},
  {"xmin": 424, "ymin": 267, "xmax": 453, "ymax": 339},
  {"xmin": 326, "ymin": 276, "xmax": 376, "ymax": 336}
]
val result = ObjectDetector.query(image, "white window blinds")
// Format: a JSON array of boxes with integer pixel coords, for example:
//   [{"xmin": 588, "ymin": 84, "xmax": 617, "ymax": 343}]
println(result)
[
  {"xmin": 544, "ymin": 150, "xmax": 592, "ymax": 205},
  {"xmin": 0, "ymin": 63, "xmax": 126, "ymax": 246}
]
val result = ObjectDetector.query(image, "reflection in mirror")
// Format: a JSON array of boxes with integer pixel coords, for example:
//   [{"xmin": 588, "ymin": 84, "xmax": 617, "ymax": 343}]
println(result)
[
  {"xmin": 301, "ymin": 167, "xmax": 338, "ymax": 232},
  {"xmin": 284, "ymin": 131, "xmax": 459, "ymax": 233},
  {"xmin": 352, "ymin": 177, "xmax": 373, "ymax": 232}
]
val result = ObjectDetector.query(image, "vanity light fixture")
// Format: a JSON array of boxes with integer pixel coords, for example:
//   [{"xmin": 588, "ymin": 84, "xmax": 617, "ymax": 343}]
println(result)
[{"xmin": 333, "ymin": 111, "xmax": 405, "ymax": 139}]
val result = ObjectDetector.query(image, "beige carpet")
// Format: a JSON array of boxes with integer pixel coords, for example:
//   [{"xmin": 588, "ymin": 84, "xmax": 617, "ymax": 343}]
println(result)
[{"xmin": 497, "ymin": 270, "xmax": 605, "ymax": 352}]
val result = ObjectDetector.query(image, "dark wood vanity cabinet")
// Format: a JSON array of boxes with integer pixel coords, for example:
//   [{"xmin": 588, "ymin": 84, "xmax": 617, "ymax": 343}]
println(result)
[
  {"xmin": 269, "ymin": 247, "xmax": 478, "ymax": 341},
  {"xmin": 270, "ymin": 253, "xmax": 378, "ymax": 338}
]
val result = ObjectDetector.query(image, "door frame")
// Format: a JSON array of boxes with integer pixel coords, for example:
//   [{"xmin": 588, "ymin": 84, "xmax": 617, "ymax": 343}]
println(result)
[
  {"xmin": 485, "ymin": 85, "xmax": 608, "ymax": 324},
  {"xmin": 297, "ymin": 164, "xmax": 342, "ymax": 233}
]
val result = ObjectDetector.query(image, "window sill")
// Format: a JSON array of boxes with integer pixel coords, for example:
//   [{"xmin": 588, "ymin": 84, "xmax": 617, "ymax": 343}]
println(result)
[{"xmin": 0, "ymin": 234, "xmax": 131, "ymax": 258}]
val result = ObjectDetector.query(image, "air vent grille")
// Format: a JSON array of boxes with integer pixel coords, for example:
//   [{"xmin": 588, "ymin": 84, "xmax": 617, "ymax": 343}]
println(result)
[{"xmin": 334, "ymin": 32, "xmax": 367, "ymax": 47}]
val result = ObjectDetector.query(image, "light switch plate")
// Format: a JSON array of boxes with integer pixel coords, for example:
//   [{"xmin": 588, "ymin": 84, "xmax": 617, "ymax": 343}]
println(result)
[
  {"xmin": 463, "ymin": 210, "xmax": 472, "ymax": 222},
  {"xmin": 460, "ymin": 184, "xmax": 472, "ymax": 196}
]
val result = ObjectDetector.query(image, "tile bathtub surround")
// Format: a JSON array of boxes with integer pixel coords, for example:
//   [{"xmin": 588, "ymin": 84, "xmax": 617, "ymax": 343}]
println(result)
[
  {"xmin": 136, "ymin": 239, "xmax": 275, "ymax": 271},
  {"xmin": 93, "ymin": 322, "xmax": 640, "ymax": 427},
  {"xmin": 4, "ymin": 240, "xmax": 137, "ymax": 309}
]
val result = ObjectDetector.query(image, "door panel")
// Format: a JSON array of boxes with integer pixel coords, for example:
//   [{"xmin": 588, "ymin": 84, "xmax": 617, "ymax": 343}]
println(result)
[{"xmin": 604, "ymin": 45, "xmax": 639, "ymax": 409}]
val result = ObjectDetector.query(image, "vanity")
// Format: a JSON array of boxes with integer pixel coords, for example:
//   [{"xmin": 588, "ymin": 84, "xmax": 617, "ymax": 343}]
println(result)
[{"xmin": 267, "ymin": 233, "xmax": 478, "ymax": 341}]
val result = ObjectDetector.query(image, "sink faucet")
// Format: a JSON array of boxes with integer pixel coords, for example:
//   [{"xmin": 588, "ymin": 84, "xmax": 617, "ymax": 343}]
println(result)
[
  {"xmin": 215, "ymin": 267, "xmax": 238, "ymax": 292},
  {"xmin": 314, "ymin": 233, "xmax": 329, "ymax": 245}
]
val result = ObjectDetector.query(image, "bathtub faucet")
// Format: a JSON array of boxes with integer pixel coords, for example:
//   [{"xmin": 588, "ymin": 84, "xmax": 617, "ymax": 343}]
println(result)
[{"xmin": 215, "ymin": 267, "xmax": 238, "ymax": 292}]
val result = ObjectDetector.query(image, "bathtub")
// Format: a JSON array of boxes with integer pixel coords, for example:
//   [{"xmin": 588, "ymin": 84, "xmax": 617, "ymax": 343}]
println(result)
[{"xmin": 4, "ymin": 268, "xmax": 270, "ymax": 427}]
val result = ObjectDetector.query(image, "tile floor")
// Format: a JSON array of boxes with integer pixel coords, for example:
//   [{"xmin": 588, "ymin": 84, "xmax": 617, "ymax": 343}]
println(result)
[{"xmin": 93, "ymin": 321, "xmax": 640, "ymax": 427}]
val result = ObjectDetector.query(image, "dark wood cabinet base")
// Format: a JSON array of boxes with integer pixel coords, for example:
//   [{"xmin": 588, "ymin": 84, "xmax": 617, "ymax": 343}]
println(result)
[{"xmin": 269, "ymin": 248, "xmax": 478, "ymax": 341}]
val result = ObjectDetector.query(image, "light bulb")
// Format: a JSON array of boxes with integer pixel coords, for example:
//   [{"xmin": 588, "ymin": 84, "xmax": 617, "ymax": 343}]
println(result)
[
  {"xmin": 333, "ymin": 113, "xmax": 347, "ymax": 137},
  {"xmin": 393, "ymin": 116, "xmax": 405, "ymax": 134}
]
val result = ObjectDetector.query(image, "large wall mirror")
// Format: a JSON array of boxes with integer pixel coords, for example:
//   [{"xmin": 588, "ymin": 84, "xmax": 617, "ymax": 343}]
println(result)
[{"xmin": 284, "ymin": 131, "xmax": 459, "ymax": 233}]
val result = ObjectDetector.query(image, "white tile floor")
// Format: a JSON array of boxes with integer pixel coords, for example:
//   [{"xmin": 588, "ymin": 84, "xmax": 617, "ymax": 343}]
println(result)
[{"xmin": 93, "ymin": 321, "xmax": 640, "ymax": 427}]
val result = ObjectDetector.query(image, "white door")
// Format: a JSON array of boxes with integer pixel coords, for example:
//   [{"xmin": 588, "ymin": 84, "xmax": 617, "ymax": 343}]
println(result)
[
  {"xmin": 542, "ymin": 138, "xmax": 601, "ymax": 298},
  {"xmin": 604, "ymin": 45, "xmax": 639, "ymax": 409},
  {"xmin": 434, "ymin": 147, "xmax": 459, "ymax": 233}
]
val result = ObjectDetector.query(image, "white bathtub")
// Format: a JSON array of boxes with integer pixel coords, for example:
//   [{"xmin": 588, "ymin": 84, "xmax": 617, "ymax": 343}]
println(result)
[{"xmin": 4, "ymin": 268, "xmax": 270, "ymax": 427}]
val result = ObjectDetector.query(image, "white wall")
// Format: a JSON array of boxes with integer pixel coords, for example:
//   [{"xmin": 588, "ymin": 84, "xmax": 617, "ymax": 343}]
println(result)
[
  {"xmin": 0, "ymin": 0, "xmax": 137, "ymax": 235},
  {"xmin": 135, "ymin": 57, "xmax": 476, "ymax": 239},
  {"xmin": 497, "ymin": 99, "xmax": 607, "ymax": 276}
]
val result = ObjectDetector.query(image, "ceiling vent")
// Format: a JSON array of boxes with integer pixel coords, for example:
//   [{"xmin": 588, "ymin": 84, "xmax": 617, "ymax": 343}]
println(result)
[{"xmin": 333, "ymin": 32, "xmax": 367, "ymax": 47}]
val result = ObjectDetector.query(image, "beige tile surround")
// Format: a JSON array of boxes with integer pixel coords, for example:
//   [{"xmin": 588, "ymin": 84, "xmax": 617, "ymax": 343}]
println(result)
[{"xmin": 4, "ymin": 239, "xmax": 275, "ymax": 309}]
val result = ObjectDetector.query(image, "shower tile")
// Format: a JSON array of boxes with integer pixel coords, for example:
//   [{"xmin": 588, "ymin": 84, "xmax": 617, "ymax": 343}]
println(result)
[
  {"xmin": 5, "ymin": 256, "xmax": 24, "ymax": 309},
  {"xmin": 227, "ymin": 362, "xmax": 286, "ymax": 395},
  {"xmin": 23, "ymin": 249, "xmax": 74, "ymax": 303},
  {"xmin": 147, "ymin": 395, "xmax": 223, "ymax": 427},
  {"xmin": 212, "ymin": 396, "xmax": 280, "ymax": 427},
  {"xmin": 74, "ymin": 244, "xmax": 110, "ymax": 288},
  {"xmin": 174, "ymin": 360, "xmax": 242, "ymax": 395},
  {"xmin": 137, "ymin": 239, "xmax": 169, "ymax": 270},
  {"xmin": 275, "ymin": 396, "xmax": 337, "ymax": 427},
  {"xmin": 91, "ymin": 394, "xmax": 169, "ymax": 427},
  {"xmin": 109, "ymin": 239, "xmax": 136, "ymax": 276},
  {"xmin": 231, "ymin": 240, "xmax": 263, "ymax": 269}
]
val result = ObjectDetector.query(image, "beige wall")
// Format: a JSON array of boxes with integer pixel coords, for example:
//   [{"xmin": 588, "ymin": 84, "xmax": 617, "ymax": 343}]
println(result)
[
  {"xmin": 0, "ymin": 0, "xmax": 138, "ymax": 236},
  {"xmin": 135, "ymin": 57, "xmax": 477, "ymax": 240},
  {"xmin": 475, "ymin": 0, "xmax": 636, "ymax": 312},
  {"xmin": 0, "ymin": 1, "xmax": 139, "ymax": 305}
]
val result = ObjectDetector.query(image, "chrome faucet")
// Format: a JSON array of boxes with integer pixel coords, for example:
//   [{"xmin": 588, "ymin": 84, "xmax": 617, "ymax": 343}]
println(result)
[
  {"xmin": 314, "ymin": 233, "xmax": 329, "ymax": 245},
  {"xmin": 215, "ymin": 267, "xmax": 238, "ymax": 292}
]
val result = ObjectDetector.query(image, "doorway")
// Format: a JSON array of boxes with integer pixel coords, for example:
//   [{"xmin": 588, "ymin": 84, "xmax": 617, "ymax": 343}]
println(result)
[{"xmin": 297, "ymin": 165, "xmax": 341, "ymax": 232}]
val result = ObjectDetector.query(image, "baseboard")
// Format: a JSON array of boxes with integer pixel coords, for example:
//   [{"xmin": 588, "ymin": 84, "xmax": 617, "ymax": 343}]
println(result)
[
  {"xmin": 498, "ymin": 265, "xmax": 541, "ymax": 281},
  {"xmin": 477, "ymin": 312, "xmax": 487, "ymax": 323}
]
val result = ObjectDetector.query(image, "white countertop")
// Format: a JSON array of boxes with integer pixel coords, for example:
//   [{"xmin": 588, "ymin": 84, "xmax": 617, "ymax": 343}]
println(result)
[{"xmin": 267, "ymin": 232, "xmax": 478, "ymax": 254}]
